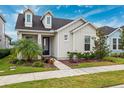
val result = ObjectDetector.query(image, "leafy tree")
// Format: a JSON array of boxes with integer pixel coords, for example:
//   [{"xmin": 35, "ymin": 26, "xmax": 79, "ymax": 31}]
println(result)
[
  {"xmin": 120, "ymin": 29, "xmax": 124, "ymax": 50},
  {"xmin": 14, "ymin": 39, "xmax": 42, "ymax": 63},
  {"xmin": 94, "ymin": 29, "xmax": 110, "ymax": 59}
]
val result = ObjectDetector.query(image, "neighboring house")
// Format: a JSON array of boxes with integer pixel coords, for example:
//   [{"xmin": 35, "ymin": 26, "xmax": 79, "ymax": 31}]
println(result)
[
  {"xmin": 98, "ymin": 26, "xmax": 123, "ymax": 53},
  {"xmin": 0, "ymin": 15, "xmax": 11, "ymax": 49},
  {"xmin": 16, "ymin": 8, "xmax": 97, "ymax": 60},
  {"xmin": 5, "ymin": 34, "xmax": 12, "ymax": 48}
]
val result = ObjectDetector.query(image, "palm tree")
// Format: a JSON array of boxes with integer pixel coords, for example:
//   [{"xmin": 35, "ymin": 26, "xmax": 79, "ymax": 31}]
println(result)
[{"xmin": 14, "ymin": 38, "xmax": 42, "ymax": 63}]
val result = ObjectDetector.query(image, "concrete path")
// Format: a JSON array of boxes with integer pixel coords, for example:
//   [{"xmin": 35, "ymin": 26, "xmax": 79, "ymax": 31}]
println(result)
[
  {"xmin": 109, "ymin": 84, "xmax": 124, "ymax": 88},
  {"xmin": 1, "ymin": 64, "xmax": 124, "ymax": 86},
  {"xmin": 54, "ymin": 59, "xmax": 72, "ymax": 70}
]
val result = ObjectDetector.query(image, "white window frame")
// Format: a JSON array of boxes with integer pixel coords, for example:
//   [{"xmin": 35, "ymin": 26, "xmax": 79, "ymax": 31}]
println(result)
[
  {"xmin": 64, "ymin": 33, "xmax": 69, "ymax": 41},
  {"xmin": 112, "ymin": 38, "xmax": 122, "ymax": 50},
  {"xmin": 47, "ymin": 16, "xmax": 50, "ymax": 25},
  {"xmin": 112, "ymin": 38, "xmax": 117, "ymax": 50},
  {"xmin": 84, "ymin": 36, "xmax": 91, "ymax": 51},
  {"xmin": 118, "ymin": 38, "xmax": 122, "ymax": 50},
  {"xmin": 27, "ymin": 14, "xmax": 31, "ymax": 22}
]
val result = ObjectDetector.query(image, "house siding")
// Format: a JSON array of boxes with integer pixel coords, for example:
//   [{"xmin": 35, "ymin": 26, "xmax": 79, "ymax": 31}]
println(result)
[
  {"xmin": 56, "ymin": 20, "xmax": 96, "ymax": 59},
  {"xmin": 0, "ymin": 18, "xmax": 5, "ymax": 48},
  {"xmin": 73, "ymin": 24, "xmax": 96, "ymax": 53},
  {"xmin": 107, "ymin": 29, "xmax": 124, "ymax": 53}
]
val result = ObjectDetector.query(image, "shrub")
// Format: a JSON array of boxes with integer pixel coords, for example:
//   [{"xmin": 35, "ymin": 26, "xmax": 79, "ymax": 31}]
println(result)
[
  {"xmin": 32, "ymin": 61, "xmax": 44, "ymax": 67},
  {"xmin": 0, "ymin": 49, "xmax": 11, "ymax": 58},
  {"xmin": 10, "ymin": 59, "xmax": 25, "ymax": 65},
  {"xmin": 111, "ymin": 52, "xmax": 124, "ymax": 58},
  {"xmin": 76, "ymin": 52, "xmax": 82, "ymax": 59},
  {"xmin": 67, "ymin": 52, "xmax": 74, "ymax": 59},
  {"xmin": 10, "ymin": 59, "xmax": 18, "ymax": 64},
  {"xmin": 16, "ymin": 60, "xmax": 25, "ymax": 65},
  {"xmin": 82, "ymin": 52, "xmax": 96, "ymax": 59},
  {"xmin": 94, "ymin": 29, "xmax": 110, "ymax": 59},
  {"xmin": 67, "ymin": 51, "xmax": 96, "ymax": 60}
]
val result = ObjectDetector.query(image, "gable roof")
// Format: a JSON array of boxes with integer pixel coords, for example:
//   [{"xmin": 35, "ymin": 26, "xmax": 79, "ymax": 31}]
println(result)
[
  {"xmin": 23, "ymin": 8, "xmax": 34, "ymax": 15},
  {"xmin": 97, "ymin": 26, "xmax": 116, "ymax": 35},
  {"xmin": 40, "ymin": 11, "xmax": 53, "ymax": 20},
  {"xmin": 0, "ymin": 15, "xmax": 6, "ymax": 23},
  {"xmin": 15, "ymin": 14, "xmax": 73, "ymax": 31}
]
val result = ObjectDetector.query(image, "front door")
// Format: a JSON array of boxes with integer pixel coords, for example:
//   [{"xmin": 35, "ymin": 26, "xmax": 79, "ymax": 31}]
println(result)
[{"xmin": 43, "ymin": 37, "xmax": 50, "ymax": 55}]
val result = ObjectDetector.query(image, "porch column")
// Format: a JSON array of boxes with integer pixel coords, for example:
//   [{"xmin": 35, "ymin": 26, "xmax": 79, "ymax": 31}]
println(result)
[{"xmin": 38, "ymin": 34, "xmax": 42, "ymax": 59}]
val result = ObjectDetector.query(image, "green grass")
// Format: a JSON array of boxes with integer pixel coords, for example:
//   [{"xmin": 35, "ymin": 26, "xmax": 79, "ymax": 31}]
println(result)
[
  {"xmin": 103, "ymin": 57, "xmax": 124, "ymax": 64},
  {"xmin": 72, "ymin": 57, "xmax": 124, "ymax": 68},
  {"xmin": 0, "ymin": 55, "xmax": 56, "ymax": 76},
  {"xmin": 2, "ymin": 70, "xmax": 124, "ymax": 88},
  {"xmin": 72, "ymin": 61, "xmax": 117, "ymax": 68}
]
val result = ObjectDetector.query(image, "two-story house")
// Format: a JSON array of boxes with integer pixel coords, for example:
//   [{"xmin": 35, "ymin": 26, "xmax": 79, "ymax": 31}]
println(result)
[
  {"xmin": 0, "ymin": 15, "xmax": 11, "ymax": 49},
  {"xmin": 16, "ymin": 8, "xmax": 97, "ymax": 60}
]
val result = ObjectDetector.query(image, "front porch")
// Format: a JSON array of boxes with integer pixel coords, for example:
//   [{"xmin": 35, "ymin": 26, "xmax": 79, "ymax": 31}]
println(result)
[{"xmin": 18, "ymin": 32, "xmax": 55, "ymax": 59}]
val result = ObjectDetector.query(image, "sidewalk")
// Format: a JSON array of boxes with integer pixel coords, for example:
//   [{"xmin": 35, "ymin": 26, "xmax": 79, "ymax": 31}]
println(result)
[
  {"xmin": 1, "ymin": 64, "xmax": 124, "ymax": 86},
  {"xmin": 109, "ymin": 84, "xmax": 124, "ymax": 88}
]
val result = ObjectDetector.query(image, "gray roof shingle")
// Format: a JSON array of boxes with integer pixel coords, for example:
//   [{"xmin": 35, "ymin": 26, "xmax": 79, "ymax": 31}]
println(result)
[
  {"xmin": 15, "ymin": 14, "xmax": 73, "ymax": 31},
  {"xmin": 97, "ymin": 26, "xmax": 116, "ymax": 35}
]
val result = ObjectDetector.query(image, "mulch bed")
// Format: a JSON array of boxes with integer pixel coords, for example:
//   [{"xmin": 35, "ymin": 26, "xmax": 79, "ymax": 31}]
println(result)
[
  {"xmin": 59, "ymin": 59, "xmax": 105, "ymax": 67},
  {"xmin": 43, "ymin": 63, "xmax": 56, "ymax": 68}
]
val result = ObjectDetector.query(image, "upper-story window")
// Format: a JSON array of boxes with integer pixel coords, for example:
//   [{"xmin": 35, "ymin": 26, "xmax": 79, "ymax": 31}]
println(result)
[
  {"xmin": 27, "ymin": 14, "xmax": 31, "ymax": 22},
  {"xmin": 47, "ymin": 16, "xmax": 50, "ymax": 24},
  {"xmin": 84, "ymin": 36, "xmax": 90, "ymax": 51}
]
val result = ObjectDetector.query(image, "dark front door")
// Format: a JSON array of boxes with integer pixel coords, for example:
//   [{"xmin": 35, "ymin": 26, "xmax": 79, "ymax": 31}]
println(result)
[{"xmin": 43, "ymin": 37, "xmax": 50, "ymax": 55}]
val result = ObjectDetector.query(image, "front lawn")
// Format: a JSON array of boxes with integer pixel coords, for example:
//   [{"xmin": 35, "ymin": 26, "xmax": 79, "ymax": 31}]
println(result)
[
  {"xmin": 0, "ymin": 55, "xmax": 57, "ymax": 76},
  {"xmin": 61, "ymin": 57, "xmax": 124, "ymax": 68},
  {"xmin": 72, "ymin": 61, "xmax": 117, "ymax": 68},
  {"xmin": 2, "ymin": 70, "xmax": 124, "ymax": 88}
]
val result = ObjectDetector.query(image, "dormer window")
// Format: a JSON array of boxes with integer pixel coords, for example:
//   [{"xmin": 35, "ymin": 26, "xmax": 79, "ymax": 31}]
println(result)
[
  {"xmin": 47, "ymin": 16, "xmax": 50, "ymax": 25},
  {"xmin": 27, "ymin": 14, "xmax": 31, "ymax": 22}
]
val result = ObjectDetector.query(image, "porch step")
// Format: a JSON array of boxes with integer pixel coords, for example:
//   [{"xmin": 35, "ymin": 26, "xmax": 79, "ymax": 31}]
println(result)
[{"xmin": 54, "ymin": 59, "xmax": 72, "ymax": 70}]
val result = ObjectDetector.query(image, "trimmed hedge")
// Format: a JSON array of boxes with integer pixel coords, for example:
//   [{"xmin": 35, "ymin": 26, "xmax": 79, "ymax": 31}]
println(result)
[
  {"xmin": 67, "ymin": 52, "xmax": 96, "ymax": 59},
  {"xmin": 0, "ymin": 49, "xmax": 11, "ymax": 58}
]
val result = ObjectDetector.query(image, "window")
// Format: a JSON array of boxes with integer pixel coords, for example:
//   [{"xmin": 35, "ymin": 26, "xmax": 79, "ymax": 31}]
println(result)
[
  {"xmin": 118, "ymin": 39, "xmax": 122, "ymax": 50},
  {"xmin": 47, "ymin": 17, "xmax": 50, "ymax": 24},
  {"xmin": 113, "ymin": 38, "xmax": 117, "ymax": 49},
  {"xmin": 85, "ymin": 36, "xmax": 90, "ymax": 51},
  {"xmin": 27, "ymin": 14, "xmax": 31, "ymax": 22},
  {"xmin": 64, "ymin": 34, "xmax": 68, "ymax": 41}
]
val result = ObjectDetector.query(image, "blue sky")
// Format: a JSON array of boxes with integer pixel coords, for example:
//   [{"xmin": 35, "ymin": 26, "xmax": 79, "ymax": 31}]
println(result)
[{"xmin": 0, "ymin": 5, "xmax": 124, "ymax": 41}]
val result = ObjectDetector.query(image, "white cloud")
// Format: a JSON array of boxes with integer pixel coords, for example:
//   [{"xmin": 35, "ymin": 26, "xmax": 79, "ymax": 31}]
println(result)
[
  {"xmin": 83, "ymin": 6, "xmax": 120, "ymax": 18},
  {"xmin": 83, "ymin": 9, "xmax": 103, "ymax": 18},
  {"xmin": 94, "ymin": 16, "xmax": 124, "ymax": 27}
]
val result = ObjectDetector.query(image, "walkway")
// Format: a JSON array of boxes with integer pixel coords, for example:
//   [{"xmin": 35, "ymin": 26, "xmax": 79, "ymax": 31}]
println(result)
[
  {"xmin": 1, "ymin": 64, "xmax": 124, "ymax": 86},
  {"xmin": 54, "ymin": 59, "xmax": 71, "ymax": 70}
]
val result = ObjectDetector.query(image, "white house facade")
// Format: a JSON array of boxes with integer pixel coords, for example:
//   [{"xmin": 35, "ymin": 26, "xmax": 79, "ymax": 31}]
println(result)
[
  {"xmin": 16, "ymin": 8, "xmax": 97, "ymax": 60},
  {"xmin": 0, "ymin": 15, "xmax": 11, "ymax": 49},
  {"xmin": 98, "ymin": 26, "xmax": 124, "ymax": 53}
]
